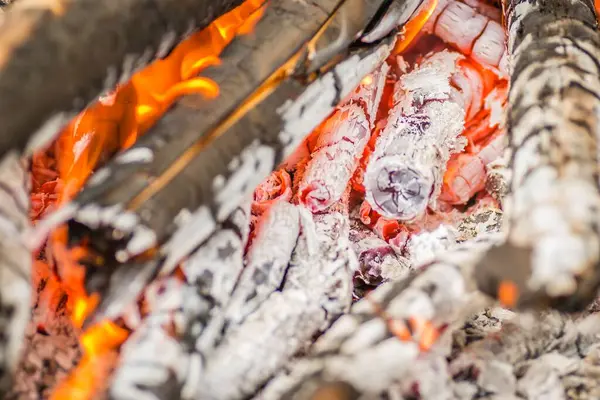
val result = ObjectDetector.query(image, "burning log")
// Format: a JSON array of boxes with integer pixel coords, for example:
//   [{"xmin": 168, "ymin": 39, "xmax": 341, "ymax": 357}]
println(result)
[
  {"xmin": 423, "ymin": 0, "xmax": 508, "ymax": 78},
  {"xmin": 475, "ymin": 0, "xmax": 600, "ymax": 311},
  {"xmin": 298, "ymin": 64, "xmax": 389, "ymax": 212},
  {"xmin": 364, "ymin": 50, "xmax": 468, "ymax": 221},
  {"xmin": 0, "ymin": 153, "xmax": 31, "ymax": 394},
  {"xmin": 64, "ymin": 32, "xmax": 399, "ymax": 321},
  {"xmin": 222, "ymin": 201, "xmax": 300, "ymax": 327},
  {"xmin": 194, "ymin": 205, "xmax": 356, "ymax": 400},
  {"xmin": 255, "ymin": 233, "xmax": 500, "ymax": 399},
  {"xmin": 0, "ymin": 0, "xmax": 252, "ymax": 157}
]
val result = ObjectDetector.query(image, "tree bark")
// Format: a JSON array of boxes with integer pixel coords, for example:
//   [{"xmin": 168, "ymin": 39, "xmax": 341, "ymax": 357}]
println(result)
[{"xmin": 475, "ymin": 0, "xmax": 600, "ymax": 311}]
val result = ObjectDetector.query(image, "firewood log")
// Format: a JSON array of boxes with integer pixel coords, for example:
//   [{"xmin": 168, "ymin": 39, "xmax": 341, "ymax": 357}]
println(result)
[{"xmin": 475, "ymin": 0, "xmax": 600, "ymax": 311}]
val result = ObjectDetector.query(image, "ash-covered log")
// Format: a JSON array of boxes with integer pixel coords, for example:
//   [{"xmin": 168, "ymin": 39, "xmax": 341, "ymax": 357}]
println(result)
[
  {"xmin": 255, "ymin": 233, "xmax": 500, "ymax": 399},
  {"xmin": 60, "ymin": 15, "xmax": 403, "ymax": 322},
  {"xmin": 475, "ymin": 0, "xmax": 600, "ymax": 311},
  {"xmin": 0, "ymin": 153, "xmax": 32, "ymax": 394},
  {"xmin": 0, "ymin": 0, "xmax": 248, "ymax": 158}
]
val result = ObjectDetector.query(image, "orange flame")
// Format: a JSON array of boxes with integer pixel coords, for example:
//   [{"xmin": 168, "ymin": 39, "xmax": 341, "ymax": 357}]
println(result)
[
  {"xmin": 46, "ymin": 1, "xmax": 267, "ymax": 398},
  {"xmin": 393, "ymin": 0, "xmax": 439, "ymax": 55},
  {"xmin": 50, "ymin": 321, "xmax": 129, "ymax": 400},
  {"xmin": 56, "ymin": 0, "xmax": 266, "ymax": 205}
]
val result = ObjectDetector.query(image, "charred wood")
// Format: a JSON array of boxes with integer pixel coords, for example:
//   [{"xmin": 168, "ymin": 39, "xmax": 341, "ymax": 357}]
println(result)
[
  {"xmin": 194, "ymin": 206, "xmax": 356, "ymax": 400},
  {"xmin": 364, "ymin": 50, "xmax": 467, "ymax": 222},
  {"xmin": 448, "ymin": 311, "xmax": 600, "ymax": 399},
  {"xmin": 475, "ymin": 0, "xmax": 600, "ymax": 311},
  {"xmin": 255, "ymin": 234, "xmax": 500, "ymax": 399},
  {"xmin": 0, "ymin": 153, "xmax": 31, "ymax": 394},
  {"xmin": 59, "ymin": 34, "xmax": 395, "ymax": 321},
  {"xmin": 0, "ymin": 0, "xmax": 247, "ymax": 157},
  {"xmin": 109, "ymin": 203, "xmax": 251, "ymax": 400}
]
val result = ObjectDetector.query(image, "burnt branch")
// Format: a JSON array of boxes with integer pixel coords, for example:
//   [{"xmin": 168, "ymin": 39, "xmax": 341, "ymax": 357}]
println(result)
[
  {"xmin": 475, "ymin": 0, "xmax": 600, "ymax": 311},
  {"xmin": 0, "ymin": 153, "xmax": 31, "ymax": 394}
]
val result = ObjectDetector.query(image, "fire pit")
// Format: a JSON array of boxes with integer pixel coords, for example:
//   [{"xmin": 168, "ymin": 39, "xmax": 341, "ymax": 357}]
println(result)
[{"xmin": 0, "ymin": 0, "xmax": 599, "ymax": 399}]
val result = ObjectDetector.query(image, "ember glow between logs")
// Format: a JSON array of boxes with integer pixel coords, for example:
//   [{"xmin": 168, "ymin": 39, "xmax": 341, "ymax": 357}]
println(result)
[
  {"xmin": 30, "ymin": 1, "xmax": 266, "ymax": 398},
  {"xmin": 25, "ymin": 0, "xmax": 509, "ymax": 398}
]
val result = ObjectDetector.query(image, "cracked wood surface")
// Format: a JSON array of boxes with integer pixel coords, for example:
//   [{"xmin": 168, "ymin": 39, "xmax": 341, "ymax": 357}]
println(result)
[{"xmin": 475, "ymin": 0, "xmax": 600, "ymax": 311}]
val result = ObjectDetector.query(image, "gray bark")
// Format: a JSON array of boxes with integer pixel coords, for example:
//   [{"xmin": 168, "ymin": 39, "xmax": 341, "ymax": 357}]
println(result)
[{"xmin": 475, "ymin": 0, "xmax": 600, "ymax": 311}]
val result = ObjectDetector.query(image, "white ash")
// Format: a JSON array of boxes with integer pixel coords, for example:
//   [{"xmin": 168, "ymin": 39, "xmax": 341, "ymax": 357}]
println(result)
[
  {"xmin": 349, "ymin": 224, "xmax": 412, "ymax": 287},
  {"xmin": 405, "ymin": 224, "xmax": 458, "ymax": 267},
  {"xmin": 256, "ymin": 234, "xmax": 501, "ymax": 399},
  {"xmin": 224, "ymin": 201, "xmax": 300, "ymax": 326},
  {"xmin": 110, "ymin": 307, "xmax": 187, "ymax": 400},
  {"xmin": 193, "ymin": 207, "xmax": 356, "ymax": 400},
  {"xmin": 456, "ymin": 208, "xmax": 503, "ymax": 242},
  {"xmin": 181, "ymin": 203, "xmax": 250, "ymax": 353},
  {"xmin": 214, "ymin": 142, "xmax": 275, "ymax": 222}
]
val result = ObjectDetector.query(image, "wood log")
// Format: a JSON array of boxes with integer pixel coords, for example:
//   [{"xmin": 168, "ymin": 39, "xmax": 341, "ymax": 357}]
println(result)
[
  {"xmin": 475, "ymin": 0, "xmax": 600, "ymax": 311},
  {"xmin": 255, "ymin": 234, "xmax": 500, "ymax": 399},
  {"xmin": 298, "ymin": 64, "xmax": 389, "ymax": 212},
  {"xmin": 0, "ymin": 152, "xmax": 31, "ymax": 394},
  {"xmin": 195, "ymin": 206, "xmax": 356, "ymax": 400},
  {"xmin": 109, "ymin": 202, "xmax": 251, "ymax": 400},
  {"xmin": 447, "ymin": 311, "xmax": 600, "ymax": 399},
  {"xmin": 0, "ymin": 0, "xmax": 246, "ymax": 158},
  {"xmin": 364, "ymin": 50, "xmax": 467, "ymax": 221}
]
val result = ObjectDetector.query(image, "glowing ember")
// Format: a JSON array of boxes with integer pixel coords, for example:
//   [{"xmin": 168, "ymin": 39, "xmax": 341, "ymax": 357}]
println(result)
[
  {"xmin": 393, "ymin": 0, "xmax": 439, "ymax": 54},
  {"xmin": 49, "ymin": 322, "xmax": 129, "ymax": 400}
]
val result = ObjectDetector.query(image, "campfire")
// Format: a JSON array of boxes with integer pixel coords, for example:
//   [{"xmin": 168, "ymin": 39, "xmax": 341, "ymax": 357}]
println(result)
[{"xmin": 1, "ymin": 0, "xmax": 600, "ymax": 398}]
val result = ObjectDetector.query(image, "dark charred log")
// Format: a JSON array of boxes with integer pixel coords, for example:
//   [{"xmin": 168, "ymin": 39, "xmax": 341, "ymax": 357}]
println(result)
[{"xmin": 0, "ymin": 0, "xmax": 246, "ymax": 158}]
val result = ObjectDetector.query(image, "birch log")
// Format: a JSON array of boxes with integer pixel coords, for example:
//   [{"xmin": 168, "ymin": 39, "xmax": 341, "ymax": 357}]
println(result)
[
  {"xmin": 364, "ymin": 50, "xmax": 467, "ymax": 221},
  {"xmin": 255, "ymin": 234, "xmax": 500, "ymax": 399},
  {"xmin": 0, "ymin": 0, "xmax": 247, "ymax": 157},
  {"xmin": 475, "ymin": 0, "xmax": 600, "ymax": 311},
  {"xmin": 192, "ymin": 206, "xmax": 356, "ymax": 400},
  {"xmin": 0, "ymin": 152, "xmax": 31, "ymax": 394}
]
